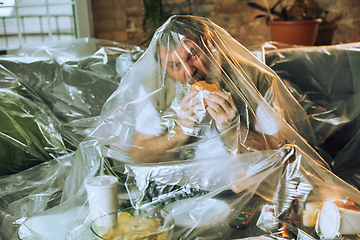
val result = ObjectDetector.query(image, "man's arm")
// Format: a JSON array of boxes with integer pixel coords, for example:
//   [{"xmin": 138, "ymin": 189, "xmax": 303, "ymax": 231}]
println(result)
[
  {"xmin": 205, "ymin": 90, "xmax": 284, "ymax": 152},
  {"xmin": 131, "ymin": 124, "xmax": 191, "ymax": 162},
  {"xmin": 131, "ymin": 91, "xmax": 203, "ymax": 162},
  {"xmin": 239, "ymin": 128, "xmax": 285, "ymax": 152},
  {"xmin": 218, "ymin": 121, "xmax": 285, "ymax": 153}
]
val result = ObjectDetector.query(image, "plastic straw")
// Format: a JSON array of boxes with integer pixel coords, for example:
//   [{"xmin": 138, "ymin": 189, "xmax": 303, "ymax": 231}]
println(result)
[{"xmin": 100, "ymin": 157, "xmax": 104, "ymax": 176}]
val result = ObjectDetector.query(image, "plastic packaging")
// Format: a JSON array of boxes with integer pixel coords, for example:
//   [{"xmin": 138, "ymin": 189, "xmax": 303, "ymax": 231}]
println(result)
[
  {"xmin": 0, "ymin": 38, "xmax": 144, "ymax": 176},
  {"xmin": 0, "ymin": 16, "xmax": 360, "ymax": 240},
  {"xmin": 259, "ymin": 41, "xmax": 360, "ymax": 187}
]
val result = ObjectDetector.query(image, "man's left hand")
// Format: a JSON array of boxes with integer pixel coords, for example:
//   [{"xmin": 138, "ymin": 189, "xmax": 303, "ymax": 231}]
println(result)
[{"xmin": 205, "ymin": 90, "xmax": 238, "ymax": 133}]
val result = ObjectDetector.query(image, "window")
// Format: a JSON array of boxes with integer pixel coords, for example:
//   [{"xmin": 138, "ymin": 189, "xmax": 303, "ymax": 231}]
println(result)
[{"xmin": 0, "ymin": 0, "xmax": 93, "ymax": 52}]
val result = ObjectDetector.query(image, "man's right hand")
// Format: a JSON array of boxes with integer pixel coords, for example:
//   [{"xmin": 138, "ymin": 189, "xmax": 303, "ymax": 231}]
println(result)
[{"xmin": 177, "ymin": 91, "xmax": 204, "ymax": 130}]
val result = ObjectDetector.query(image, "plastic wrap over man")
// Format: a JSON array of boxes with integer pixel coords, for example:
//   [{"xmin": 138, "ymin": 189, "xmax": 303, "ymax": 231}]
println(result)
[{"xmin": 96, "ymin": 15, "xmax": 322, "ymax": 165}]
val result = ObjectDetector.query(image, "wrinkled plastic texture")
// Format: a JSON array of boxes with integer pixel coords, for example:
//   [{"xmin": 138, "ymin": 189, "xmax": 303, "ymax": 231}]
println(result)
[
  {"xmin": 0, "ymin": 38, "xmax": 144, "ymax": 176},
  {"xmin": 257, "ymin": 41, "xmax": 360, "ymax": 187},
  {"xmin": 0, "ymin": 15, "xmax": 359, "ymax": 240}
]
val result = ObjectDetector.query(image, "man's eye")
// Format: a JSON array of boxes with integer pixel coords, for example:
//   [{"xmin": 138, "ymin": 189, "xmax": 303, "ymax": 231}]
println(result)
[
  {"xmin": 172, "ymin": 63, "xmax": 180, "ymax": 69},
  {"xmin": 191, "ymin": 51, "xmax": 197, "ymax": 57}
]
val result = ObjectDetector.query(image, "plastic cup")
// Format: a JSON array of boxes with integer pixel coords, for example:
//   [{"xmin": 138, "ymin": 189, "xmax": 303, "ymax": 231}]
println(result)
[
  {"xmin": 85, "ymin": 175, "xmax": 119, "ymax": 226},
  {"xmin": 319, "ymin": 202, "xmax": 360, "ymax": 238},
  {"xmin": 339, "ymin": 207, "xmax": 360, "ymax": 235}
]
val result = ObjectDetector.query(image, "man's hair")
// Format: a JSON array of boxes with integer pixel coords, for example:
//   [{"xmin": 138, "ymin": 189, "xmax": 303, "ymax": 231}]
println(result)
[{"xmin": 153, "ymin": 15, "xmax": 214, "ymax": 62}]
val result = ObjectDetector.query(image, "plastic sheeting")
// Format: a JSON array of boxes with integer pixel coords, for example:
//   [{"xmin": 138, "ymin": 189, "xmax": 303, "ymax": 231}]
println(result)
[
  {"xmin": 0, "ymin": 38, "xmax": 144, "ymax": 176},
  {"xmin": 257, "ymin": 41, "xmax": 360, "ymax": 188},
  {"xmin": 0, "ymin": 15, "xmax": 360, "ymax": 240}
]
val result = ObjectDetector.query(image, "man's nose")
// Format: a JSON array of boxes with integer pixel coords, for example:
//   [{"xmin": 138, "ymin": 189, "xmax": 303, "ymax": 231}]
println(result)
[{"xmin": 185, "ymin": 62, "xmax": 197, "ymax": 77}]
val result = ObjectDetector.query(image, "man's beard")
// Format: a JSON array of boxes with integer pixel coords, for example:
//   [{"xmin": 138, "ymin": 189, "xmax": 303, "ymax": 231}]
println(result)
[{"xmin": 187, "ymin": 61, "xmax": 221, "ymax": 85}]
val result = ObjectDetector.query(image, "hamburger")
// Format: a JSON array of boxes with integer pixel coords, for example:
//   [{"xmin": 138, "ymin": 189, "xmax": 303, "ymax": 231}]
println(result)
[{"xmin": 190, "ymin": 80, "xmax": 220, "ymax": 92}]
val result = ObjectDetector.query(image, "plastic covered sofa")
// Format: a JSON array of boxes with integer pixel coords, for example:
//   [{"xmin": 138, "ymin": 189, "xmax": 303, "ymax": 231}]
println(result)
[
  {"xmin": 261, "ymin": 41, "xmax": 360, "ymax": 189},
  {"xmin": 0, "ymin": 38, "xmax": 144, "ymax": 176}
]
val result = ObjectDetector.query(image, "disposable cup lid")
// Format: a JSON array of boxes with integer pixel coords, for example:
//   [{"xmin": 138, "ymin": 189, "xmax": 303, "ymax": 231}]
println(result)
[
  {"xmin": 319, "ymin": 202, "xmax": 340, "ymax": 239},
  {"xmin": 85, "ymin": 175, "xmax": 119, "ymax": 188}
]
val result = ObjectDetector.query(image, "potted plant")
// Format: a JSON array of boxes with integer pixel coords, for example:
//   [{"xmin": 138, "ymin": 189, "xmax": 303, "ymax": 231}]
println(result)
[
  {"xmin": 142, "ymin": 0, "xmax": 172, "ymax": 46},
  {"xmin": 248, "ymin": 0, "xmax": 328, "ymax": 46}
]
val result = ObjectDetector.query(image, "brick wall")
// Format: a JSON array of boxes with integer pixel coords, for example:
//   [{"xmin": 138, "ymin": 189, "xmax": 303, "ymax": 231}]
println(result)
[{"xmin": 91, "ymin": 0, "xmax": 360, "ymax": 48}]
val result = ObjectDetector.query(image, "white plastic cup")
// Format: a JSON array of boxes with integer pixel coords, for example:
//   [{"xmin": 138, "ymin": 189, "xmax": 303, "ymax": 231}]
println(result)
[
  {"xmin": 85, "ymin": 175, "xmax": 119, "ymax": 227},
  {"xmin": 319, "ymin": 202, "xmax": 360, "ymax": 239},
  {"xmin": 338, "ymin": 207, "xmax": 360, "ymax": 235}
]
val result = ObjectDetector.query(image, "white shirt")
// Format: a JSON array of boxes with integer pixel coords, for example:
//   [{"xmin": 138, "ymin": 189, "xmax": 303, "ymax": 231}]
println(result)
[
  {"xmin": 133, "ymin": 85, "xmax": 278, "ymax": 191},
  {"xmin": 135, "ymin": 85, "xmax": 229, "ymax": 160}
]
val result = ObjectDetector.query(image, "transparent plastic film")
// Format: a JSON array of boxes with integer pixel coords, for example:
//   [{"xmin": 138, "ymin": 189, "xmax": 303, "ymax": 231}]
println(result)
[
  {"xmin": 98, "ymin": 15, "xmax": 324, "ymax": 165},
  {"xmin": 0, "ymin": 38, "xmax": 143, "ymax": 176},
  {"xmin": 257, "ymin": 41, "xmax": 360, "ymax": 184},
  {"xmin": 11, "ymin": 143, "xmax": 360, "ymax": 240},
  {"xmin": 1, "ymin": 15, "xmax": 360, "ymax": 240}
]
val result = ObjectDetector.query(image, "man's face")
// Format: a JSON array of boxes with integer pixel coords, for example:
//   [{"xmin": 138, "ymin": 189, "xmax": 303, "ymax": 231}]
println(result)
[{"xmin": 159, "ymin": 40, "xmax": 220, "ymax": 85}]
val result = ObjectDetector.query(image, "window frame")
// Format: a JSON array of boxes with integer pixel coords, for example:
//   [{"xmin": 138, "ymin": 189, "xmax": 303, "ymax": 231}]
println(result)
[{"xmin": 0, "ymin": 0, "xmax": 93, "ymax": 52}]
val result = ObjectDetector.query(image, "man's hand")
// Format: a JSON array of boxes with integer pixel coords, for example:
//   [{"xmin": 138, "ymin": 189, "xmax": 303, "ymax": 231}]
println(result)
[
  {"xmin": 177, "ymin": 91, "xmax": 204, "ymax": 130},
  {"xmin": 205, "ymin": 90, "xmax": 238, "ymax": 133}
]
